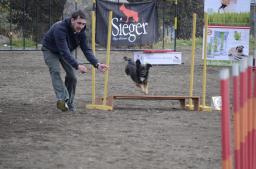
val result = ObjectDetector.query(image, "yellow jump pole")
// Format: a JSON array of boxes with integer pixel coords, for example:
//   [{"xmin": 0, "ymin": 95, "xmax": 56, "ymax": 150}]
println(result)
[
  {"xmin": 200, "ymin": 13, "xmax": 211, "ymax": 112},
  {"xmin": 174, "ymin": 0, "xmax": 177, "ymax": 30},
  {"xmin": 102, "ymin": 11, "xmax": 113, "ymax": 105},
  {"xmin": 86, "ymin": 11, "xmax": 113, "ymax": 111},
  {"xmin": 173, "ymin": 0, "xmax": 178, "ymax": 50},
  {"xmin": 186, "ymin": 13, "xmax": 197, "ymax": 111},
  {"xmin": 91, "ymin": 8, "xmax": 96, "ymax": 104}
]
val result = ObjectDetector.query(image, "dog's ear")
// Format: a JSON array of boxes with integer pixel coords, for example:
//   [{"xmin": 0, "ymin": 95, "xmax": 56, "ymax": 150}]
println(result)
[
  {"xmin": 136, "ymin": 59, "xmax": 141, "ymax": 68},
  {"xmin": 146, "ymin": 64, "xmax": 152, "ymax": 69},
  {"xmin": 236, "ymin": 45, "xmax": 244, "ymax": 49},
  {"xmin": 124, "ymin": 56, "xmax": 131, "ymax": 61}
]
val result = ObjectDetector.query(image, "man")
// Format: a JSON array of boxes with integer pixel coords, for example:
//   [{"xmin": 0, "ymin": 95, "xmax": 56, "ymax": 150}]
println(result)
[{"xmin": 42, "ymin": 10, "xmax": 108, "ymax": 112}]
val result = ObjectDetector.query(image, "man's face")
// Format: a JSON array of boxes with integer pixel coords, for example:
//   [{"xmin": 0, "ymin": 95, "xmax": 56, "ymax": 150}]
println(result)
[{"xmin": 71, "ymin": 16, "xmax": 86, "ymax": 33}]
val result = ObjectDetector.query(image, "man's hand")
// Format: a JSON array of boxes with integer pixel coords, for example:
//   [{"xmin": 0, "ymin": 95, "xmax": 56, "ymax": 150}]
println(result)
[
  {"xmin": 98, "ymin": 63, "xmax": 109, "ymax": 73},
  {"xmin": 78, "ymin": 64, "xmax": 89, "ymax": 74}
]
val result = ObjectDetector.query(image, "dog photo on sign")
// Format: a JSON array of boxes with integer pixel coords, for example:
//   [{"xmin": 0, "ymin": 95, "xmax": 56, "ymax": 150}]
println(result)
[
  {"xmin": 123, "ymin": 56, "xmax": 152, "ymax": 94},
  {"xmin": 228, "ymin": 45, "xmax": 247, "ymax": 60}
]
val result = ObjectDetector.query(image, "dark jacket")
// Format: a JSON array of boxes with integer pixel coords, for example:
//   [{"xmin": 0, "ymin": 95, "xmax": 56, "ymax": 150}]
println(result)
[{"xmin": 42, "ymin": 18, "xmax": 98, "ymax": 69}]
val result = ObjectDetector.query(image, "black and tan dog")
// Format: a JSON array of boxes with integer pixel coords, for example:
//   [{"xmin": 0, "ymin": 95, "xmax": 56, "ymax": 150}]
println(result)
[{"xmin": 124, "ymin": 56, "xmax": 152, "ymax": 94}]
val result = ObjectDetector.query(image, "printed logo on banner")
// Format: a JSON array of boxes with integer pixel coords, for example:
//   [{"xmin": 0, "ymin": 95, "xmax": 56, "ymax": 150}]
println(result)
[
  {"xmin": 112, "ymin": 4, "xmax": 149, "ymax": 43},
  {"xmin": 119, "ymin": 4, "xmax": 139, "ymax": 23},
  {"xmin": 96, "ymin": 0, "xmax": 159, "ymax": 47}
]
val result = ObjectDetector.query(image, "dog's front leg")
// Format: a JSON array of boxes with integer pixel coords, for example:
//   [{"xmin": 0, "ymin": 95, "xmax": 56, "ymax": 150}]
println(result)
[{"xmin": 140, "ymin": 84, "xmax": 146, "ymax": 94}]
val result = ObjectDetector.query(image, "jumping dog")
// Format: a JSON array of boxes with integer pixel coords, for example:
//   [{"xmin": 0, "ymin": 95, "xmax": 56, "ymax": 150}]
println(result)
[{"xmin": 124, "ymin": 56, "xmax": 152, "ymax": 94}]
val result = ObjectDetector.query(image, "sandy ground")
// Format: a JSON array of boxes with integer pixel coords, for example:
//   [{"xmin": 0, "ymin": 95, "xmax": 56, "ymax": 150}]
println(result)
[{"xmin": 0, "ymin": 46, "xmax": 222, "ymax": 169}]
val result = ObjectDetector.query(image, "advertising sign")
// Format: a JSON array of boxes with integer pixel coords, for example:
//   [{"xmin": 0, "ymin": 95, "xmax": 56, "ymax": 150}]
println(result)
[
  {"xmin": 133, "ymin": 51, "xmax": 182, "ymax": 65},
  {"xmin": 96, "ymin": 0, "xmax": 159, "ymax": 47},
  {"xmin": 205, "ymin": 25, "xmax": 250, "ymax": 61},
  {"xmin": 203, "ymin": 0, "xmax": 251, "ymax": 65}
]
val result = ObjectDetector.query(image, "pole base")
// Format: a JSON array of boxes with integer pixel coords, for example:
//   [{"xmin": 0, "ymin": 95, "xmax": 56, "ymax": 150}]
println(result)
[
  {"xmin": 199, "ymin": 105, "xmax": 212, "ymax": 112},
  {"xmin": 86, "ymin": 104, "xmax": 113, "ymax": 111},
  {"xmin": 185, "ymin": 104, "xmax": 195, "ymax": 111}
]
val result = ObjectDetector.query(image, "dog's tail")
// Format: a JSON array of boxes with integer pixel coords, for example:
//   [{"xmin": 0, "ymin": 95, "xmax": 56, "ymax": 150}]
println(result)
[{"xmin": 123, "ymin": 56, "xmax": 132, "ymax": 62}]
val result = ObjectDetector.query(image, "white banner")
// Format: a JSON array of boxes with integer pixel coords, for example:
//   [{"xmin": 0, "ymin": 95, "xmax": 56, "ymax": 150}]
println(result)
[
  {"xmin": 204, "ymin": 25, "xmax": 250, "ymax": 61},
  {"xmin": 133, "ymin": 51, "xmax": 182, "ymax": 65}
]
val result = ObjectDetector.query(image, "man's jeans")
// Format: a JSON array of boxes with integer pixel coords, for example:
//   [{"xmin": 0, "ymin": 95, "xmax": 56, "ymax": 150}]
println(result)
[{"xmin": 42, "ymin": 47, "xmax": 76, "ymax": 108}]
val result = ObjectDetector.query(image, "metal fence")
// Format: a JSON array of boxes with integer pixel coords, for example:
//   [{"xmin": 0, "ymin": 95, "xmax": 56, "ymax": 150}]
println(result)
[
  {"xmin": 0, "ymin": 0, "xmax": 180, "ymax": 51},
  {"xmin": 0, "ymin": 0, "xmax": 67, "ymax": 51}
]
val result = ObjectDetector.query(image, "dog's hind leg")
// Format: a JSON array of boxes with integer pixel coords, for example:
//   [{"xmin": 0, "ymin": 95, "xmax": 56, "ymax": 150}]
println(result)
[
  {"xmin": 140, "ymin": 84, "xmax": 149, "ymax": 95},
  {"xmin": 144, "ymin": 84, "xmax": 148, "ymax": 95}
]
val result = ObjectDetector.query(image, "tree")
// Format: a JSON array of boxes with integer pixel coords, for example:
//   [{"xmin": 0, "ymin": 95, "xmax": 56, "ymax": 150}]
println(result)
[
  {"xmin": 8, "ymin": 0, "xmax": 66, "ymax": 43},
  {"xmin": 157, "ymin": 0, "xmax": 204, "ymax": 39}
]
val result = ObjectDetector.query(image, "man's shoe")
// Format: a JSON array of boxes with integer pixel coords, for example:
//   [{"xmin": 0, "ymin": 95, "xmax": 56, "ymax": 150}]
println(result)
[
  {"xmin": 57, "ymin": 100, "xmax": 69, "ymax": 112},
  {"xmin": 68, "ymin": 103, "xmax": 76, "ymax": 112}
]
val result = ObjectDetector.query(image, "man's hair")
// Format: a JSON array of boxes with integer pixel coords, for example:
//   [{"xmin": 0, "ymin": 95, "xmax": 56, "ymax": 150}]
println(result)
[{"xmin": 71, "ymin": 10, "xmax": 86, "ymax": 20}]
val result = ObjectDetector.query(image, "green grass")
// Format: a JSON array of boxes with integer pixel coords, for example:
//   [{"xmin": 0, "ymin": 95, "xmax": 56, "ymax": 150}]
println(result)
[
  {"xmin": 11, "ymin": 38, "xmax": 36, "ymax": 48},
  {"xmin": 153, "ymin": 35, "xmax": 255, "ymax": 50},
  {"xmin": 176, "ymin": 38, "xmax": 203, "ymax": 46},
  {"xmin": 153, "ymin": 37, "xmax": 203, "ymax": 49},
  {"xmin": 208, "ymin": 12, "xmax": 250, "ymax": 26},
  {"xmin": 7, "ymin": 35, "xmax": 255, "ymax": 51}
]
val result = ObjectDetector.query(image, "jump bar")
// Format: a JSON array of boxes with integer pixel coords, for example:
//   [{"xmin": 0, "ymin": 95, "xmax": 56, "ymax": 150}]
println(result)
[{"xmin": 111, "ymin": 95, "xmax": 200, "ymax": 111}]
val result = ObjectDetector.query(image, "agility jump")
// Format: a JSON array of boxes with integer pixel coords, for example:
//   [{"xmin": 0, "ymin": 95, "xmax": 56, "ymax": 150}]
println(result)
[{"xmin": 86, "ymin": 9, "xmax": 200, "ymax": 111}]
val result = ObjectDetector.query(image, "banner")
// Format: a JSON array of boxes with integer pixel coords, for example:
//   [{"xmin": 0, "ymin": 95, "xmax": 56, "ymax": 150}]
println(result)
[
  {"xmin": 203, "ymin": 0, "xmax": 251, "ymax": 66},
  {"xmin": 96, "ymin": 0, "xmax": 159, "ymax": 47},
  {"xmin": 134, "ymin": 51, "xmax": 182, "ymax": 65},
  {"xmin": 206, "ymin": 25, "xmax": 250, "ymax": 60}
]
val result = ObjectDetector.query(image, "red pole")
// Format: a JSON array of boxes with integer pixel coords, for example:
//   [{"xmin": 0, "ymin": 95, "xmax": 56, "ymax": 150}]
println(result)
[
  {"xmin": 247, "ymin": 58, "xmax": 253, "ymax": 169},
  {"xmin": 239, "ymin": 59, "xmax": 248, "ymax": 169},
  {"xmin": 220, "ymin": 69, "xmax": 232, "ymax": 169},
  {"xmin": 243, "ymin": 59, "xmax": 248, "ymax": 169},
  {"xmin": 253, "ymin": 61, "xmax": 256, "ymax": 169},
  {"xmin": 232, "ymin": 63, "xmax": 240, "ymax": 169}
]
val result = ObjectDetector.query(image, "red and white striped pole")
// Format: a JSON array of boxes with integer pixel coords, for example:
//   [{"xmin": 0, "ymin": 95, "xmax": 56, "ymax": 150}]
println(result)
[
  {"xmin": 220, "ymin": 69, "xmax": 232, "ymax": 169},
  {"xmin": 232, "ymin": 63, "xmax": 240, "ymax": 169},
  {"xmin": 253, "ymin": 58, "xmax": 256, "ymax": 169},
  {"xmin": 247, "ymin": 57, "xmax": 253, "ymax": 169},
  {"xmin": 239, "ymin": 59, "xmax": 248, "ymax": 169}
]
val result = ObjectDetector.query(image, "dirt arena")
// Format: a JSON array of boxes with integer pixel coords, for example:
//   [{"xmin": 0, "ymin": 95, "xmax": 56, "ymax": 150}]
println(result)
[{"xmin": 0, "ymin": 46, "xmax": 223, "ymax": 169}]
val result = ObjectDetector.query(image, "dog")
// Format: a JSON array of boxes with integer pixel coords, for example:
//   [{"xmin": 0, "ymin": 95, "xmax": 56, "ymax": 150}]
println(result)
[
  {"xmin": 124, "ymin": 56, "xmax": 152, "ymax": 94},
  {"xmin": 218, "ymin": 0, "xmax": 230, "ymax": 13},
  {"xmin": 228, "ymin": 45, "xmax": 247, "ymax": 60},
  {"xmin": 119, "ymin": 4, "xmax": 139, "ymax": 23}
]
